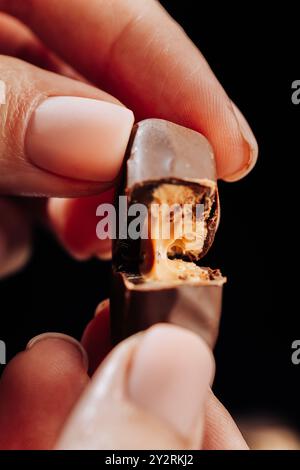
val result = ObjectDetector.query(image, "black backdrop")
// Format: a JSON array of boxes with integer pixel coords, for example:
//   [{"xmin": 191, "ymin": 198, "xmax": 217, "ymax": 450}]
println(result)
[{"xmin": 0, "ymin": 2, "xmax": 298, "ymax": 428}]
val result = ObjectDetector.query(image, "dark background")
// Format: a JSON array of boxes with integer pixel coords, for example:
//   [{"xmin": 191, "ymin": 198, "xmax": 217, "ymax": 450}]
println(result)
[{"xmin": 0, "ymin": 2, "xmax": 298, "ymax": 429}]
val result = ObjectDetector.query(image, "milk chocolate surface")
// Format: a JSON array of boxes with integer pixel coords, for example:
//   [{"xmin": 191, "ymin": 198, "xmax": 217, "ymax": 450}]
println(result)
[{"xmin": 111, "ymin": 119, "xmax": 226, "ymax": 347}]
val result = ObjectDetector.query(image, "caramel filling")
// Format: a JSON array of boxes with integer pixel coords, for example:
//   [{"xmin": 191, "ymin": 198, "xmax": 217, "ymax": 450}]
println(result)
[{"xmin": 140, "ymin": 184, "xmax": 211, "ymax": 282}]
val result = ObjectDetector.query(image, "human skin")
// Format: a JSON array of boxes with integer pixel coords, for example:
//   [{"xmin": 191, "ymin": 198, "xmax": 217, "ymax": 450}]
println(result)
[
  {"xmin": 0, "ymin": 0, "xmax": 258, "ymax": 271},
  {"xmin": 0, "ymin": 312, "xmax": 248, "ymax": 450},
  {"xmin": 0, "ymin": 0, "xmax": 256, "ymax": 449}
]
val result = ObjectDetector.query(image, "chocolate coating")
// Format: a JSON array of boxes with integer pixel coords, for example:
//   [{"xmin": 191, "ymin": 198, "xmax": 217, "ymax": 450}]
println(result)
[
  {"xmin": 127, "ymin": 119, "xmax": 217, "ymax": 186},
  {"xmin": 111, "ymin": 272, "xmax": 224, "ymax": 348}
]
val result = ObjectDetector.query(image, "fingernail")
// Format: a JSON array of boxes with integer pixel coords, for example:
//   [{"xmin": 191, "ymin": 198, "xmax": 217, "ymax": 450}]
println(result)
[
  {"xmin": 25, "ymin": 97, "xmax": 134, "ymax": 182},
  {"xmin": 128, "ymin": 324, "xmax": 214, "ymax": 439},
  {"xmin": 26, "ymin": 332, "xmax": 88, "ymax": 371},
  {"xmin": 224, "ymin": 101, "xmax": 258, "ymax": 182},
  {"xmin": 94, "ymin": 299, "xmax": 110, "ymax": 317}
]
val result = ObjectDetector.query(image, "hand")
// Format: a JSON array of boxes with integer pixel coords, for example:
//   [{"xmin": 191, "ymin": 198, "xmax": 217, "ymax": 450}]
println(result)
[
  {"xmin": 0, "ymin": 0, "xmax": 258, "ymax": 276},
  {"xmin": 0, "ymin": 1, "xmax": 256, "ymax": 449},
  {"xmin": 0, "ymin": 301, "xmax": 248, "ymax": 449}
]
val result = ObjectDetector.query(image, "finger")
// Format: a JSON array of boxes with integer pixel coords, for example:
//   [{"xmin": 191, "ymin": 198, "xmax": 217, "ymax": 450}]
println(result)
[
  {"xmin": 203, "ymin": 390, "xmax": 248, "ymax": 450},
  {"xmin": 56, "ymin": 324, "xmax": 214, "ymax": 450},
  {"xmin": 0, "ymin": 198, "xmax": 31, "ymax": 278},
  {"xmin": 81, "ymin": 299, "xmax": 112, "ymax": 375},
  {"xmin": 0, "ymin": 12, "xmax": 79, "ymax": 78},
  {"xmin": 0, "ymin": 55, "xmax": 134, "ymax": 197},
  {"xmin": 47, "ymin": 189, "xmax": 114, "ymax": 261},
  {"xmin": 1, "ymin": 0, "xmax": 258, "ymax": 181},
  {"xmin": 0, "ymin": 333, "xmax": 89, "ymax": 449},
  {"xmin": 81, "ymin": 304, "xmax": 248, "ymax": 450}
]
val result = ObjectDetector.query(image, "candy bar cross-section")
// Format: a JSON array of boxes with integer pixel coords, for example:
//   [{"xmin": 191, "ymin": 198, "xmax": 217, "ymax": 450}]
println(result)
[{"xmin": 111, "ymin": 119, "xmax": 226, "ymax": 347}]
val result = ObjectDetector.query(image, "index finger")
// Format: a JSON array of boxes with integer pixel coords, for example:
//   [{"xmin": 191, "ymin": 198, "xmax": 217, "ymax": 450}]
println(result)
[{"xmin": 0, "ymin": 0, "xmax": 258, "ymax": 181}]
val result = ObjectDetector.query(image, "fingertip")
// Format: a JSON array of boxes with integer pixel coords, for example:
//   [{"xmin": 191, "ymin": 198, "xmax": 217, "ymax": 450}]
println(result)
[
  {"xmin": 0, "ymin": 333, "xmax": 89, "ymax": 449},
  {"xmin": 218, "ymin": 101, "xmax": 258, "ymax": 182},
  {"xmin": 128, "ymin": 324, "xmax": 214, "ymax": 440},
  {"xmin": 47, "ymin": 189, "xmax": 114, "ymax": 260},
  {"xmin": 26, "ymin": 332, "xmax": 89, "ymax": 372},
  {"xmin": 57, "ymin": 323, "xmax": 214, "ymax": 449},
  {"xmin": 81, "ymin": 299, "xmax": 112, "ymax": 374}
]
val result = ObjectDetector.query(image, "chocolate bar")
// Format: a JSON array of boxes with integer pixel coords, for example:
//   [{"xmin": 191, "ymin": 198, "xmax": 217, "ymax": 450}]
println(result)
[{"xmin": 111, "ymin": 119, "xmax": 226, "ymax": 347}]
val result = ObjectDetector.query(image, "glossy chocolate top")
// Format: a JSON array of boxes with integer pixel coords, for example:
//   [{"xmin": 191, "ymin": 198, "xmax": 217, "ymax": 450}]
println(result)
[{"xmin": 126, "ymin": 119, "xmax": 217, "ymax": 187}]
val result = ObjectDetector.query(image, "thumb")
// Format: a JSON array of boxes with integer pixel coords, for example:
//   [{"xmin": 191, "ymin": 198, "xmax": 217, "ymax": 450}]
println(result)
[
  {"xmin": 0, "ymin": 55, "xmax": 134, "ymax": 197},
  {"xmin": 56, "ymin": 324, "xmax": 214, "ymax": 450}
]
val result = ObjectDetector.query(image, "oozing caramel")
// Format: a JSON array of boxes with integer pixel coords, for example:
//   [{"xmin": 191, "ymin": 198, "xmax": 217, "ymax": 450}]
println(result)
[{"xmin": 140, "ymin": 184, "xmax": 211, "ymax": 282}]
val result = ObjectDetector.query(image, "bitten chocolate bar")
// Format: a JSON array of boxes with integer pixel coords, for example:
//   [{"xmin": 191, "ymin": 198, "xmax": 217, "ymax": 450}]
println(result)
[{"xmin": 111, "ymin": 119, "xmax": 226, "ymax": 347}]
